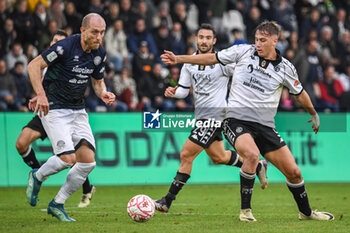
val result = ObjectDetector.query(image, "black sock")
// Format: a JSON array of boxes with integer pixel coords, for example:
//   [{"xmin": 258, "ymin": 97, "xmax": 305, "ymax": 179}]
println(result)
[
  {"xmin": 287, "ymin": 180, "xmax": 312, "ymax": 216},
  {"xmin": 227, "ymin": 151, "xmax": 243, "ymax": 167},
  {"xmin": 165, "ymin": 171, "xmax": 190, "ymax": 207},
  {"xmin": 255, "ymin": 162, "xmax": 262, "ymax": 175},
  {"xmin": 240, "ymin": 170, "xmax": 256, "ymax": 209},
  {"xmin": 82, "ymin": 177, "xmax": 92, "ymax": 194},
  {"xmin": 21, "ymin": 147, "xmax": 41, "ymax": 169}
]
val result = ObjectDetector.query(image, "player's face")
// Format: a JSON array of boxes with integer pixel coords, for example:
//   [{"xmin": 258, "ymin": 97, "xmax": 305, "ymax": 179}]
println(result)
[
  {"xmin": 82, "ymin": 18, "xmax": 106, "ymax": 50},
  {"xmin": 196, "ymin": 29, "xmax": 216, "ymax": 54},
  {"xmin": 255, "ymin": 30, "xmax": 278, "ymax": 59},
  {"xmin": 50, "ymin": 35, "xmax": 66, "ymax": 47}
]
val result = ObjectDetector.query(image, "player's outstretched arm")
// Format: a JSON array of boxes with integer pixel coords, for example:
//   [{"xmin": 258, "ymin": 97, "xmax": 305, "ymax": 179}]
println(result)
[
  {"xmin": 293, "ymin": 90, "xmax": 320, "ymax": 134},
  {"xmin": 161, "ymin": 50, "xmax": 218, "ymax": 66},
  {"xmin": 27, "ymin": 55, "xmax": 49, "ymax": 116},
  {"xmin": 91, "ymin": 78, "xmax": 116, "ymax": 105}
]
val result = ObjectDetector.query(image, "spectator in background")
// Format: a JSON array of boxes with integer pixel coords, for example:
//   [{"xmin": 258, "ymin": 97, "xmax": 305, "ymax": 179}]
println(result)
[
  {"xmin": 10, "ymin": 61, "xmax": 31, "ymax": 112},
  {"xmin": 0, "ymin": 0, "xmax": 10, "ymax": 27},
  {"xmin": 0, "ymin": 18, "xmax": 17, "ymax": 59},
  {"xmin": 276, "ymin": 28, "xmax": 289, "ymax": 55},
  {"xmin": 128, "ymin": 18, "xmax": 158, "ymax": 58},
  {"xmin": 89, "ymin": 0, "xmax": 103, "ymax": 14},
  {"xmin": 171, "ymin": 1, "xmax": 189, "ymax": 39},
  {"xmin": 37, "ymin": 20, "xmax": 58, "ymax": 52},
  {"xmin": 279, "ymin": 88, "xmax": 294, "ymax": 111},
  {"xmin": 102, "ymin": 2, "xmax": 119, "ymax": 28},
  {"xmin": 299, "ymin": 7, "xmax": 323, "ymax": 41},
  {"xmin": 337, "ymin": 63, "xmax": 350, "ymax": 92},
  {"xmin": 338, "ymin": 64, "xmax": 350, "ymax": 111},
  {"xmin": 231, "ymin": 28, "xmax": 248, "ymax": 46},
  {"xmin": 272, "ymin": 0, "xmax": 298, "ymax": 33},
  {"xmin": 64, "ymin": 1, "xmax": 82, "ymax": 34},
  {"xmin": 208, "ymin": 0, "xmax": 227, "ymax": 35},
  {"xmin": 119, "ymin": 0, "xmax": 137, "ymax": 35},
  {"xmin": 104, "ymin": 19, "xmax": 128, "ymax": 72},
  {"xmin": 132, "ymin": 41, "xmax": 154, "ymax": 82},
  {"xmin": 328, "ymin": 8, "xmax": 347, "ymax": 41},
  {"xmin": 47, "ymin": 0, "xmax": 67, "ymax": 29},
  {"xmin": 318, "ymin": 64, "xmax": 344, "ymax": 112},
  {"xmin": 294, "ymin": 39, "xmax": 322, "ymax": 104},
  {"xmin": 5, "ymin": 42, "xmax": 28, "ymax": 72},
  {"xmin": 170, "ymin": 22, "xmax": 186, "ymax": 55},
  {"xmin": 337, "ymin": 30, "xmax": 350, "ymax": 71},
  {"xmin": 244, "ymin": 6, "xmax": 262, "ymax": 43},
  {"xmin": 318, "ymin": 25, "xmax": 340, "ymax": 67},
  {"xmin": 0, "ymin": 59, "xmax": 18, "ymax": 111},
  {"xmin": 11, "ymin": 0, "xmax": 35, "ymax": 45},
  {"xmin": 110, "ymin": 66, "xmax": 138, "ymax": 111},
  {"xmin": 153, "ymin": 24, "xmax": 172, "ymax": 56},
  {"xmin": 24, "ymin": 43, "xmax": 38, "ymax": 63},
  {"xmin": 33, "ymin": 2, "xmax": 50, "ymax": 45},
  {"xmin": 149, "ymin": 62, "xmax": 174, "ymax": 111},
  {"xmin": 136, "ymin": 0, "xmax": 153, "ymax": 31},
  {"xmin": 152, "ymin": 1, "xmax": 173, "ymax": 30}
]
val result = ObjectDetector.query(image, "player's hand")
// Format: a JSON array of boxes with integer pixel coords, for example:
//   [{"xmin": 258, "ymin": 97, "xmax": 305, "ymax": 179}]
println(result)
[
  {"xmin": 161, "ymin": 50, "xmax": 177, "ymax": 66},
  {"xmin": 308, "ymin": 113, "xmax": 320, "ymax": 134},
  {"xmin": 164, "ymin": 86, "xmax": 178, "ymax": 98},
  {"xmin": 28, "ymin": 96, "xmax": 38, "ymax": 111},
  {"xmin": 34, "ymin": 92, "xmax": 49, "ymax": 117},
  {"xmin": 101, "ymin": 91, "xmax": 116, "ymax": 105}
]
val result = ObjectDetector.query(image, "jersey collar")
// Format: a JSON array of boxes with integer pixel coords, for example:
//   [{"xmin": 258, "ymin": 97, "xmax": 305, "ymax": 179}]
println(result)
[{"xmin": 254, "ymin": 48, "xmax": 282, "ymax": 68}]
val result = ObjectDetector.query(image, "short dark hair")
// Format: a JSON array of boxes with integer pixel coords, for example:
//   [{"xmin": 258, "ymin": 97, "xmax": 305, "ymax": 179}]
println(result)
[
  {"xmin": 255, "ymin": 20, "xmax": 280, "ymax": 37},
  {"xmin": 196, "ymin": 23, "xmax": 216, "ymax": 38},
  {"xmin": 53, "ymin": 29, "xmax": 68, "ymax": 38}
]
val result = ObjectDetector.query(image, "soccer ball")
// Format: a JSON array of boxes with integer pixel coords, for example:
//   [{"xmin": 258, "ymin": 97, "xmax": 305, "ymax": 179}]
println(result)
[{"xmin": 127, "ymin": 194, "xmax": 155, "ymax": 222}]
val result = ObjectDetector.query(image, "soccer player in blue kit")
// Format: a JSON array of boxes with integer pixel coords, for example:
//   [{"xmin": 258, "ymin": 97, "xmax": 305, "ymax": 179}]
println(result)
[
  {"xmin": 16, "ymin": 30, "xmax": 96, "ymax": 208},
  {"xmin": 26, "ymin": 13, "xmax": 115, "ymax": 221}
]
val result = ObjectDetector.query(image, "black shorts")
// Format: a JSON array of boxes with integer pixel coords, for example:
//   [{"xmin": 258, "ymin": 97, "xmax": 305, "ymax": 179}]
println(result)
[
  {"xmin": 188, "ymin": 119, "xmax": 223, "ymax": 148},
  {"xmin": 222, "ymin": 118, "xmax": 286, "ymax": 156},
  {"xmin": 23, "ymin": 115, "xmax": 47, "ymax": 140}
]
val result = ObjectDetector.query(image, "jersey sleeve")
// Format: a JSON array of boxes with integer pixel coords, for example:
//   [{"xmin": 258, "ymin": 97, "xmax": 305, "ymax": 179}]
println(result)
[
  {"xmin": 216, "ymin": 44, "xmax": 252, "ymax": 65},
  {"xmin": 91, "ymin": 51, "xmax": 106, "ymax": 80},
  {"xmin": 222, "ymin": 63, "xmax": 236, "ymax": 77},
  {"xmin": 178, "ymin": 64, "xmax": 191, "ymax": 88},
  {"xmin": 282, "ymin": 61, "xmax": 303, "ymax": 95},
  {"xmin": 41, "ymin": 39, "xmax": 67, "ymax": 65}
]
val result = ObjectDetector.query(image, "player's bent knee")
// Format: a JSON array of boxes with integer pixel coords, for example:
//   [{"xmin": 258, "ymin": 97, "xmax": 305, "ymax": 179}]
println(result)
[
  {"xmin": 242, "ymin": 150, "xmax": 259, "ymax": 162},
  {"xmin": 210, "ymin": 156, "xmax": 225, "ymax": 164},
  {"xmin": 59, "ymin": 153, "xmax": 76, "ymax": 164},
  {"xmin": 15, "ymin": 137, "xmax": 29, "ymax": 154},
  {"xmin": 286, "ymin": 167, "xmax": 302, "ymax": 182}
]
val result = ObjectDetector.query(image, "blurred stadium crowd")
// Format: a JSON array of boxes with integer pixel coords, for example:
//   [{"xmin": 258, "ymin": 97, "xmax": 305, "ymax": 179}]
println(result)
[{"xmin": 0, "ymin": 0, "xmax": 350, "ymax": 113}]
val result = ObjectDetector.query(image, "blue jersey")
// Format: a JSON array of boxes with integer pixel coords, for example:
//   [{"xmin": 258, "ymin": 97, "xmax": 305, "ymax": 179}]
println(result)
[{"xmin": 41, "ymin": 34, "xmax": 106, "ymax": 110}]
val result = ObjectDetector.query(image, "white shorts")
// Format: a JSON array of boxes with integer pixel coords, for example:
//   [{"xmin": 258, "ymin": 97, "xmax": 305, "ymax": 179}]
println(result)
[{"xmin": 40, "ymin": 109, "xmax": 95, "ymax": 155}]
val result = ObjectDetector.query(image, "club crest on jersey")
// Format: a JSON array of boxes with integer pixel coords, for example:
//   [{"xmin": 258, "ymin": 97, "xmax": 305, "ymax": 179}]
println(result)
[
  {"xmin": 94, "ymin": 56, "xmax": 102, "ymax": 66},
  {"xmin": 274, "ymin": 66, "xmax": 280, "ymax": 72},
  {"xmin": 260, "ymin": 60, "xmax": 267, "ymax": 68},
  {"xmin": 198, "ymin": 65, "xmax": 206, "ymax": 71}
]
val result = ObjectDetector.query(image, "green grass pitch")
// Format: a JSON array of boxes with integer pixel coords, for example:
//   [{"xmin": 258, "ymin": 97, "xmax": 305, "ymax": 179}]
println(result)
[{"xmin": 0, "ymin": 183, "xmax": 349, "ymax": 233}]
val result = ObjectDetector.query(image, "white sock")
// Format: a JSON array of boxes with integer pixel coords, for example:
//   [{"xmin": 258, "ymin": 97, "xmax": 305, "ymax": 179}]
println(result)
[
  {"xmin": 54, "ymin": 162, "xmax": 96, "ymax": 204},
  {"xmin": 36, "ymin": 155, "xmax": 72, "ymax": 182}
]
